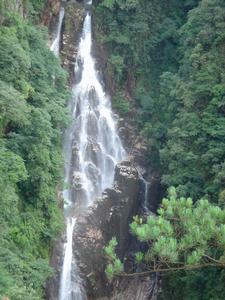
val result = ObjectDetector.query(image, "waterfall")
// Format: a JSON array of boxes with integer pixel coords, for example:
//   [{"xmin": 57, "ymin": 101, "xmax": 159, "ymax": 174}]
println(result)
[
  {"xmin": 50, "ymin": 7, "xmax": 64, "ymax": 56},
  {"xmin": 59, "ymin": 4, "xmax": 126, "ymax": 299},
  {"xmin": 143, "ymin": 178, "xmax": 149, "ymax": 211},
  {"xmin": 137, "ymin": 170, "xmax": 150, "ymax": 212},
  {"xmin": 59, "ymin": 218, "xmax": 77, "ymax": 299}
]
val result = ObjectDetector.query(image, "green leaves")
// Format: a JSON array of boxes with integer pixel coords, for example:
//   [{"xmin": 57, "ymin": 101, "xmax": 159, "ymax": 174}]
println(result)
[
  {"xmin": 112, "ymin": 93, "xmax": 130, "ymax": 115},
  {"xmin": 0, "ymin": 3, "xmax": 68, "ymax": 299},
  {"xmin": 160, "ymin": 0, "xmax": 225, "ymax": 201},
  {"xmin": 187, "ymin": 249, "xmax": 204, "ymax": 265},
  {"xmin": 0, "ymin": 81, "xmax": 30, "ymax": 132},
  {"xmin": 134, "ymin": 189, "xmax": 225, "ymax": 267},
  {"xmin": 0, "ymin": 145, "xmax": 27, "ymax": 185},
  {"xmin": 105, "ymin": 188, "xmax": 225, "ymax": 280},
  {"xmin": 153, "ymin": 237, "xmax": 178, "ymax": 263},
  {"xmin": 135, "ymin": 251, "xmax": 144, "ymax": 263},
  {"xmin": 105, "ymin": 237, "xmax": 123, "ymax": 279},
  {"xmin": 97, "ymin": 0, "xmax": 225, "ymax": 297},
  {"xmin": 100, "ymin": 0, "xmax": 117, "ymax": 10}
]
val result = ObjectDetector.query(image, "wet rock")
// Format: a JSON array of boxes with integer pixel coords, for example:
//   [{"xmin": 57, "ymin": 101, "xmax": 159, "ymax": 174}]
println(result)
[
  {"xmin": 86, "ymin": 112, "xmax": 98, "ymax": 138},
  {"xmin": 46, "ymin": 239, "xmax": 64, "ymax": 300},
  {"xmin": 72, "ymin": 141, "xmax": 79, "ymax": 154},
  {"xmin": 73, "ymin": 159, "xmax": 142, "ymax": 298},
  {"xmin": 61, "ymin": 1, "xmax": 85, "ymax": 84},
  {"xmin": 85, "ymin": 162, "xmax": 101, "ymax": 185},
  {"xmin": 88, "ymin": 87, "xmax": 99, "ymax": 109},
  {"xmin": 84, "ymin": 141, "xmax": 102, "ymax": 166},
  {"xmin": 72, "ymin": 171, "xmax": 84, "ymax": 189}
]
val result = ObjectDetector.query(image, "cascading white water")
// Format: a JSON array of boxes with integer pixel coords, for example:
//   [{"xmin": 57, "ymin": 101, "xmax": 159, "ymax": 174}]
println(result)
[
  {"xmin": 143, "ymin": 179, "xmax": 149, "ymax": 211},
  {"xmin": 51, "ymin": 7, "xmax": 64, "ymax": 56},
  {"xmin": 59, "ymin": 218, "xmax": 76, "ymax": 298},
  {"xmin": 59, "ymin": 4, "xmax": 126, "ymax": 300},
  {"xmin": 137, "ymin": 170, "xmax": 150, "ymax": 212}
]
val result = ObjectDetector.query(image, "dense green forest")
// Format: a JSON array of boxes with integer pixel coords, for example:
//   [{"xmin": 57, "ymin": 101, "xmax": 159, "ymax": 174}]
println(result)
[
  {"xmin": 0, "ymin": 0, "xmax": 69, "ymax": 298},
  {"xmin": 94, "ymin": 0, "xmax": 225, "ymax": 298}
]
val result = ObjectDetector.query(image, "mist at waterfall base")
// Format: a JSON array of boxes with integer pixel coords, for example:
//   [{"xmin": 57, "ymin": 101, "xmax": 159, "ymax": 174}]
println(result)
[{"xmin": 57, "ymin": 9, "xmax": 125, "ymax": 300}]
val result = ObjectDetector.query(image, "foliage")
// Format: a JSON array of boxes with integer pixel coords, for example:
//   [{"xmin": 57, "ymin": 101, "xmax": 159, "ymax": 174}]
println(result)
[
  {"xmin": 95, "ymin": 1, "xmax": 225, "ymax": 296},
  {"xmin": 94, "ymin": 0, "xmax": 225, "ymax": 201},
  {"xmin": 160, "ymin": 268, "xmax": 225, "ymax": 300},
  {"xmin": 112, "ymin": 91, "xmax": 130, "ymax": 115},
  {"xmin": 104, "ymin": 238, "xmax": 123, "ymax": 279},
  {"xmin": 105, "ymin": 187, "xmax": 225, "ymax": 276},
  {"xmin": 0, "ymin": 3, "xmax": 69, "ymax": 299},
  {"xmin": 160, "ymin": 0, "xmax": 225, "ymax": 200}
]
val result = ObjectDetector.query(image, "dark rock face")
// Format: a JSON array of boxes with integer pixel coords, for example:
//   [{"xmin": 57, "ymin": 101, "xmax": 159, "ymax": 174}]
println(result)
[
  {"xmin": 73, "ymin": 159, "xmax": 142, "ymax": 298},
  {"xmin": 42, "ymin": 0, "xmax": 61, "ymax": 27},
  {"xmin": 61, "ymin": 1, "xmax": 85, "ymax": 84},
  {"xmin": 106, "ymin": 276, "xmax": 159, "ymax": 300},
  {"xmin": 46, "ymin": 240, "xmax": 64, "ymax": 300},
  {"xmin": 116, "ymin": 113, "xmax": 162, "ymax": 213}
]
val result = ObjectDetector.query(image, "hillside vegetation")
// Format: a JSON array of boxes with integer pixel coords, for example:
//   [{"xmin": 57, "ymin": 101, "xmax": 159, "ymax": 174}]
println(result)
[
  {"xmin": 94, "ymin": 0, "xmax": 225, "ymax": 298},
  {"xmin": 0, "ymin": 1, "xmax": 69, "ymax": 298}
]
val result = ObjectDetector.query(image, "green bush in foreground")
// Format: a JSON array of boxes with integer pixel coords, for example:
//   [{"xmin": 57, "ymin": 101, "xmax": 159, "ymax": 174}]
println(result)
[{"xmin": 105, "ymin": 187, "xmax": 225, "ymax": 279}]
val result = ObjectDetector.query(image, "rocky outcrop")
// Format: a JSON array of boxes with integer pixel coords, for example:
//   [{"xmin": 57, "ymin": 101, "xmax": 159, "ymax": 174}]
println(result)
[
  {"xmin": 117, "ymin": 116, "xmax": 147, "ymax": 166},
  {"xmin": 118, "ymin": 115, "xmax": 162, "ymax": 213},
  {"xmin": 105, "ymin": 275, "xmax": 159, "ymax": 300},
  {"xmin": 46, "ymin": 239, "xmax": 64, "ymax": 300},
  {"xmin": 73, "ymin": 159, "xmax": 142, "ymax": 298},
  {"xmin": 42, "ymin": 0, "xmax": 61, "ymax": 27},
  {"xmin": 61, "ymin": 1, "xmax": 85, "ymax": 84}
]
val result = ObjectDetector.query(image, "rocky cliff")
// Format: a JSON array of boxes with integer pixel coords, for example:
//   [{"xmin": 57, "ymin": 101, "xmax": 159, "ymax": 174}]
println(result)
[
  {"xmin": 72, "ymin": 157, "xmax": 161, "ymax": 300},
  {"xmin": 61, "ymin": 1, "xmax": 85, "ymax": 84},
  {"xmin": 42, "ymin": 0, "xmax": 61, "ymax": 27},
  {"xmin": 73, "ymin": 159, "xmax": 142, "ymax": 298}
]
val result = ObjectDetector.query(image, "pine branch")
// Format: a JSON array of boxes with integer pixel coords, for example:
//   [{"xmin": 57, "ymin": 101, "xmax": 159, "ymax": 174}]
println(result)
[{"xmin": 116, "ymin": 262, "xmax": 225, "ymax": 278}]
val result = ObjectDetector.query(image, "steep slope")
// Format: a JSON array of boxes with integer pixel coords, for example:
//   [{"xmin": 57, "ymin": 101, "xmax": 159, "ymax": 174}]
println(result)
[
  {"xmin": 93, "ymin": 0, "xmax": 225, "ymax": 299},
  {"xmin": 0, "ymin": 1, "xmax": 69, "ymax": 298}
]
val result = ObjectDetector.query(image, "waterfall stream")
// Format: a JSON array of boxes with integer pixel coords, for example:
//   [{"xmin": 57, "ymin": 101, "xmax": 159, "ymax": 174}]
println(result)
[
  {"xmin": 143, "ymin": 178, "xmax": 149, "ymax": 211},
  {"xmin": 138, "ymin": 172, "xmax": 150, "ymax": 212},
  {"xmin": 51, "ymin": 7, "xmax": 64, "ymax": 56},
  {"xmin": 52, "ymin": 2, "xmax": 126, "ymax": 299}
]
